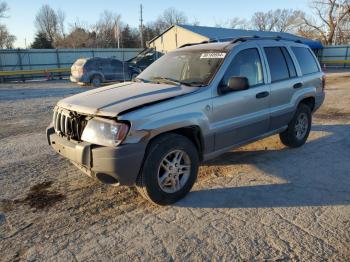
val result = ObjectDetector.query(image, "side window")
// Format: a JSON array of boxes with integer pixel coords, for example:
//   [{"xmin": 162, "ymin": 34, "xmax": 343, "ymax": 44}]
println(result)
[
  {"xmin": 281, "ymin": 47, "xmax": 297, "ymax": 78},
  {"xmin": 223, "ymin": 48, "xmax": 263, "ymax": 87},
  {"xmin": 101, "ymin": 59, "xmax": 113, "ymax": 71},
  {"xmin": 291, "ymin": 47, "xmax": 320, "ymax": 75},
  {"xmin": 93, "ymin": 60, "xmax": 102, "ymax": 70},
  {"xmin": 264, "ymin": 47, "xmax": 290, "ymax": 82},
  {"xmin": 111, "ymin": 60, "xmax": 122, "ymax": 70}
]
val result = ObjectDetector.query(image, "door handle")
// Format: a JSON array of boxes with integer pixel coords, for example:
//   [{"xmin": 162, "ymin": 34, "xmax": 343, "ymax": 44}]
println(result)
[
  {"xmin": 293, "ymin": 82, "xmax": 303, "ymax": 89},
  {"xmin": 256, "ymin": 91, "xmax": 269, "ymax": 99}
]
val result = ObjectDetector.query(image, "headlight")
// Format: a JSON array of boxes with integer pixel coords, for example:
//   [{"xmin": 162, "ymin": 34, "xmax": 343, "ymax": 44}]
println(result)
[{"xmin": 81, "ymin": 117, "xmax": 129, "ymax": 147}]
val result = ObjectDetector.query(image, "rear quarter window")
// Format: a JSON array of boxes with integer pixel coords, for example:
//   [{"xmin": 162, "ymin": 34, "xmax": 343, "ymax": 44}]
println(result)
[{"xmin": 291, "ymin": 47, "xmax": 320, "ymax": 75}]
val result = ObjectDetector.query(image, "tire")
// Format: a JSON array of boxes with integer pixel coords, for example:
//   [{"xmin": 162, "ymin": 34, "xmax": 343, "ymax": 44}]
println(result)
[
  {"xmin": 91, "ymin": 75, "xmax": 102, "ymax": 87},
  {"xmin": 279, "ymin": 103, "xmax": 312, "ymax": 148},
  {"xmin": 136, "ymin": 133, "xmax": 199, "ymax": 205}
]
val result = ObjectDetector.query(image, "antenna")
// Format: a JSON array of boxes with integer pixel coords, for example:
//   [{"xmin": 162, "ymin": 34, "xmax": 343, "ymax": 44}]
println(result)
[{"xmin": 140, "ymin": 4, "xmax": 144, "ymax": 48}]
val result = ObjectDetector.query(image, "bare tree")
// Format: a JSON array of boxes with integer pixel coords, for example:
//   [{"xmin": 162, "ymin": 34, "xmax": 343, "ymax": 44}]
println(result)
[
  {"xmin": 301, "ymin": 0, "xmax": 350, "ymax": 45},
  {"xmin": 251, "ymin": 10, "xmax": 279, "ymax": 31},
  {"xmin": 229, "ymin": 17, "xmax": 250, "ymax": 29},
  {"xmin": 162, "ymin": 8, "xmax": 188, "ymax": 26},
  {"xmin": 94, "ymin": 11, "xmax": 122, "ymax": 48},
  {"xmin": 0, "ymin": 1, "xmax": 15, "ymax": 48},
  {"xmin": 274, "ymin": 9, "xmax": 304, "ymax": 32},
  {"xmin": 0, "ymin": 1, "xmax": 8, "ymax": 18},
  {"xmin": 192, "ymin": 18, "xmax": 200, "ymax": 26},
  {"xmin": 0, "ymin": 24, "xmax": 15, "ymax": 48},
  {"xmin": 214, "ymin": 19, "xmax": 229, "ymax": 28},
  {"xmin": 250, "ymin": 9, "xmax": 305, "ymax": 33},
  {"xmin": 57, "ymin": 9, "xmax": 66, "ymax": 38},
  {"xmin": 56, "ymin": 28, "xmax": 93, "ymax": 48},
  {"xmin": 34, "ymin": 5, "xmax": 60, "ymax": 42},
  {"xmin": 155, "ymin": 8, "xmax": 188, "ymax": 32}
]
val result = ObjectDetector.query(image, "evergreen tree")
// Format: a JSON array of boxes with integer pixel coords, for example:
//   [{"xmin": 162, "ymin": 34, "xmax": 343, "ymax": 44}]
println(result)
[{"xmin": 31, "ymin": 32, "xmax": 53, "ymax": 48}]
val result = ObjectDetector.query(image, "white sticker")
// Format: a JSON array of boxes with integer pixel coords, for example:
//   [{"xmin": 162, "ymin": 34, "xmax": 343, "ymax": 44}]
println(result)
[{"xmin": 200, "ymin": 53, "xmax": 226, "ymax": 59}]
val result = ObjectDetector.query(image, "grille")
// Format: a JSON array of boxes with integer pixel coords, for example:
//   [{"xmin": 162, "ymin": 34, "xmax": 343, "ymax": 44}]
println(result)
[{"xmin": 53, "ymin": 108, "xmax": 87, "ymax": 140}]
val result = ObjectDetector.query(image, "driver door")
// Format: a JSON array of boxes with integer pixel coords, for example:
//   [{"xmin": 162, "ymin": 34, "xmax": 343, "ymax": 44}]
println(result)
[{"xmin": 212, "ymin": 46, "xmax": 270, "ymax": 150}]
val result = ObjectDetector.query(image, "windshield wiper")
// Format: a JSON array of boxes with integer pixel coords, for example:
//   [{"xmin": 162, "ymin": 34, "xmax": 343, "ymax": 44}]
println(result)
[
  {"xmin": 181, "ymin": 81, "xmax": 205, "ymax": 87},
  {"xmin": 133, "ymin": 77, "xmax": 149, "ymax": 83},
  {"xmin": 150, "ymin": 77, "xmax": 205, "ymax": 87},
  {"xmin": 151, "ymin": 77, "xmax": 182, "ymax": 85}
]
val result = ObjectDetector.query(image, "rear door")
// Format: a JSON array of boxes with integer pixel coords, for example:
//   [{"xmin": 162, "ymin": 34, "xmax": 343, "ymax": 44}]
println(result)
[
  {"xmin": 212, "ymin": 44, "xmax": 270, "ymax": 150},
  {"xmin": 260, "ymin": 43, "xmax": 302, "ymax": 130},
  {"xmin": 111, "ymin": 59, "xmax": 124, "ymax": 80},
  {"xmin": 290, "ymin": 46, "xmax": 323, "ymax": 97},
  {"xmin": 100, "ymin": 59, "xmax": 116, "ymax": 81}
]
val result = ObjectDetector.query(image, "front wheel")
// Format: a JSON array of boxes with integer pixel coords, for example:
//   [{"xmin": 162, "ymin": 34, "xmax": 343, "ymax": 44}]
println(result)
[
  {"xmin": 279, "ymin": 103, "xmax": 312, "ymax": 148},
  {"xmin": 136, "ymin": 134, "xmax": 199, "ymax": 205}
]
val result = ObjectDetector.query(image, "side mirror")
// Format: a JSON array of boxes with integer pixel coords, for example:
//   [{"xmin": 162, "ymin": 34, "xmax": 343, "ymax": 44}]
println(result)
[{"xmin": 219, "ymin": 76, "xmax": 249, "ymax": 94}]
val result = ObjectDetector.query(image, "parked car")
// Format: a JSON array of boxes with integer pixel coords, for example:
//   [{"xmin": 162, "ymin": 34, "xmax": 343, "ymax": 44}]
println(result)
[
  {"xmin": 127, "ymin": 48, "xmax": 162, "ymax": 71},
  {"xmin": 70, "ymin": 57, "xmax": 141, "ymax": 87},
  {"xmin": 47, "ymin": 36, "xmax": 325, "ymax": 205}
]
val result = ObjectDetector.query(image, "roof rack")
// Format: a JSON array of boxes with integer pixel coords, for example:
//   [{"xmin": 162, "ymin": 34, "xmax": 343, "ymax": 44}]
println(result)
[
  {"xmin": 178, "ymin": 40, "xmax": 212, "ymax": 48},
  {"xmin": 178, "ymin": 35, "xmax": 303, "ymax": 49},
  {"xmin": 229, "ymin": 35, "xmax": 303, "ymax": 44}
]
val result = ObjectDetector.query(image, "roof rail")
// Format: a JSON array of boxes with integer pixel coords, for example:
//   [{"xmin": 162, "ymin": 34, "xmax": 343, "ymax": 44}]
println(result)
[
  {"xmin": 178, "ymin": 40, "xmax": 213, "ymax": 48},
  {"xmin": 178, "ymin": 35, "xmax": 303, "ymax": 49},
  {"xmin": 229, "ymin": 35, "xmax": 303, "ymax": 44}
]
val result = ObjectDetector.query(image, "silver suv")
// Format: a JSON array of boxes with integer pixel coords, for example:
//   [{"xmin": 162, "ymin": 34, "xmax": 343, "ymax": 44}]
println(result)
[{"xmin": 47, "ymin": 37, "xmax": 325, "ymax": 205}]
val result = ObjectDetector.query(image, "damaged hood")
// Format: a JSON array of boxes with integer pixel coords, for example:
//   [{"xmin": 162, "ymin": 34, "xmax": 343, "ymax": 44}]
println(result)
[{"xmin": 57, "ymin": 82, "xmax": 198, "ymax": 117}]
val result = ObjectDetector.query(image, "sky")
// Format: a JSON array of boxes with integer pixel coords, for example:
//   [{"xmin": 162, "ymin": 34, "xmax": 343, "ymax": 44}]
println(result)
[{"xmin": 4, "ymin": 0, "xmax": 312, "ymax": 48}]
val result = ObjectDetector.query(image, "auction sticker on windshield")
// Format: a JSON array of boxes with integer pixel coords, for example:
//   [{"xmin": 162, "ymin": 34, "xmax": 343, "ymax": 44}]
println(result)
[{"xmin": 200, "ymin": 53, "xmax": 226, "ymax": 59}]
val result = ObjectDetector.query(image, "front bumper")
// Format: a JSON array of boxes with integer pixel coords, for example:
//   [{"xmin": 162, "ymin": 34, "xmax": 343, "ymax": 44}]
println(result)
[{"xmin": 46, "ymin": 126, "xmax": 146, "ymax": 186}]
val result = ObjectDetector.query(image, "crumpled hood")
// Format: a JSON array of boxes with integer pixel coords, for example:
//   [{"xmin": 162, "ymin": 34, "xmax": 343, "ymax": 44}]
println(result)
[{"xmin": 57, "ymin": 82, "xmax": 198, "ymax": 117}]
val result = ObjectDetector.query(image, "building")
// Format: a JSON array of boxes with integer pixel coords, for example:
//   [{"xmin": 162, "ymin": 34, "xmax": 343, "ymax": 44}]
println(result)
[{"xmin": 148, "ymin": 24, "xmax": 323, "ymax": 54}]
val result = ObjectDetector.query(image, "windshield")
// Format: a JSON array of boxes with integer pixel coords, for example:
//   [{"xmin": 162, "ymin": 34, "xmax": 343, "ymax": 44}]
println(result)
[{"xmin": 136, "ymin": 50, "xmax": 227, "ymax": 86}]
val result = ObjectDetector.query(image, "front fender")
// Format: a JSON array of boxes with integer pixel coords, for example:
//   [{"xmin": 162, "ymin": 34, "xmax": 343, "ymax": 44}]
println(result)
[
  {"xmin": 124, "ymin": 111, "xmax": 213, "ymax": 153},
  {"xmin": 143, "ymin": 112, "xmax": 209, "ymax": 136}
]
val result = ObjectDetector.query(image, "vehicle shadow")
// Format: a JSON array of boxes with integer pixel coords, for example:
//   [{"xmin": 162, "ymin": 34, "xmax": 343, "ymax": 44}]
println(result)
[{"xmin": 176, "ymin": 124, "xmax": 350, "ymax": 208}]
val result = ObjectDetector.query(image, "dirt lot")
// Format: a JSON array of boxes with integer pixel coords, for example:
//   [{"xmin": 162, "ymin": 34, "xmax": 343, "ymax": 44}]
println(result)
[{"xmin": 0, "ymin": 76, "xmax": 349, "ymax": 261}]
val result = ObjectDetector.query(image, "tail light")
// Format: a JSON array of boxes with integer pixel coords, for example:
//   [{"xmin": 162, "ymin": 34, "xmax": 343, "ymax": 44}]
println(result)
[{"xmin": 322, "ymin": 75, "xmax": 326, "ymax": 91}]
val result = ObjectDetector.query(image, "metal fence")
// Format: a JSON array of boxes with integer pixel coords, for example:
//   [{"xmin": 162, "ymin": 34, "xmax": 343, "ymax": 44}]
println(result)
[
  {"xmin": 1, "ymin": 45, "xmax": 350, "ymax": 82},
  {"xmin": 0, "ymin": 48, "xmax": 143, "ymax": 81},
  {"xmin": 318, "ymin": 45, "xmax": 350, "ymax": 68}
]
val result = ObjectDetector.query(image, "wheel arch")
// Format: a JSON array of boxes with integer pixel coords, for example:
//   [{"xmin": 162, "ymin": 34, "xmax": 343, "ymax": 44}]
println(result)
[
  {"xmin": 90, "ymin": 72, "xmax": 105, "ymax": 83},
  {"xmin": 299, "ymin": 96, "xmax": 315, "ymax": 112},
  {"xmin": 145, "ymin": 125, "xmax": 205, "ymax": 161}
]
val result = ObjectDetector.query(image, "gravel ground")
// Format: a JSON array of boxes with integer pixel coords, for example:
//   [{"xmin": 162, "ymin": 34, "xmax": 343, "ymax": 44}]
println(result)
[{"xmin": 0, "ymin": 77, "xmax": 349, "ymax": 261}]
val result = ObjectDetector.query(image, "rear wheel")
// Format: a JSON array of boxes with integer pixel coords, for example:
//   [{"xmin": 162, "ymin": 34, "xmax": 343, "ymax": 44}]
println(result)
[
  {"xmin": 91, "ymin": 75, "xmax": 102, "ymax": 87},
  {"xmin": 279, "ymin": 103, "xmax": 312, "ymax": 148},
  {"xmin": 136, "ymin": 133, "xmax": 199, "ymax": 205}
]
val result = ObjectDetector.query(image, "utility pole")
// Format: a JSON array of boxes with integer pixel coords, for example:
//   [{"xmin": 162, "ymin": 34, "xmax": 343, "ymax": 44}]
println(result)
[
  {"xmin": 114, "ymin": 16, "xmax": 121, "ymax": 48},
  {"xmin": 140, "ymin": 4, "xmax": 144, "ymax": 48}
]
